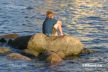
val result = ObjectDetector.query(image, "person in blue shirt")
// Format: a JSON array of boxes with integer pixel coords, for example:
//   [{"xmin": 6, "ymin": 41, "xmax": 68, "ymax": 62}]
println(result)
[{"xmin": 42, "ymin": 11, "xmax": 64, "ymax": 36}]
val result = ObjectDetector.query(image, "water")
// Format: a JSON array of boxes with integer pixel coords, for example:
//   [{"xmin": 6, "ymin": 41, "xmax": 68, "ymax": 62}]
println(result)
[{"xmin": 0, "ymin": 0, "xmax": 108, "ymax": 72}]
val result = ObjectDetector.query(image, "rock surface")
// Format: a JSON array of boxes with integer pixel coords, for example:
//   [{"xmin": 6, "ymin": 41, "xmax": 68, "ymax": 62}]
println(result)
[
  {"xmin": 0, "ymin": 47, "xmax": 10, "ymax": 54},
  {"xmin": 46, "ymin": 52, "xmax": 62, "ymax": 65},
  {"xmin": 0, "ymin": 34, "xmax": 19, "ymax": 45},
  {"xmin": 80, "ymin": 48, "xmax": 96, "ymax": 54},
  {"xmin": 10, "ymin": 35, "xmax": 32, "ymax": 50},
  {"xmin": 0, "ymin": 33, "xmax": 96, "ymax": 65},
  {"xmin": 0, "ymin": 34, "xmax": 19, "ymax": 39},
  {"xmin": 7, "ymin": 33, "xmax": 95, "ymax": 64},
  {"xmin": 25, "ymin": 33, "xmax": 84, "ymax": 58},
  {"xmin": 7, "ymin": 53, "xmax": 31, "ymax": 61}
]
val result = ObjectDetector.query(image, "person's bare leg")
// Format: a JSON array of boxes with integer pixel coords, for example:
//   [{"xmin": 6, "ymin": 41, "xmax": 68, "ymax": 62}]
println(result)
[
  {"xmin": 54, "ymin": 20, "xmax": 63, "ymax": 36},
  {"xmin": 58, "ymin": 20, "xmax": 63, "ymax": 36},
  {"xmin": 53, "ymin": 23, "xmax": 58, "ymax": 36}
]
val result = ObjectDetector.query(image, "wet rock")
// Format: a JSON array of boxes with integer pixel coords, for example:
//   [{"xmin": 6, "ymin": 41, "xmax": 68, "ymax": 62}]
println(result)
[
  {"xmin": 0, "ymin": 47, "xmax": 10, "ymax": 54},
  {"xmin": 7, "ymin": 39, "xmax": 13, "ymax": 45},
  {"xmin": 0, "ymin": 38, "xmax": 6, "ymax": 43},
  {"xmin": 25, "ymin": 33, "xmax": 84, "ymax": 57},
  {"xmin": 26, "ymin": 6, "xmax": 33, "ymax": 10},
  {"xmin": 38, "ymin": 51, "xmax": 62, "ymax": 65},
  {"xmin": 80, "ymin": 48, "xmax": 96, "ymax": 54},
  {"xmin": 46, "ymin": 52, "xmax": 62, "ymax": 65},
  {"xmin": 0, "ymin": 34, "xmax": 19, "ymax": 44},
  {"xmin": 37, "ymin": 51, "xmax": 49, "ymax": 61},
  {"xmin": 0, "ymin": 34, "xmax": 19, "ymax": 39},
  {"xmin": 7, "ymin": 53, "xmax": 31, "ymax": 61},
  {"xmin": 10, "ymin": 33, "xmax": 84, "ymax": 64},
  {"xmin": 11, "ymin": 35, "xmax": 32, "ymax": 50}
]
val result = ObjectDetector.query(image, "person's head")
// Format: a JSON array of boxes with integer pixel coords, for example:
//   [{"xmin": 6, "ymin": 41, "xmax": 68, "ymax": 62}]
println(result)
[{"xmin": 46, "ymin": 11, "xmax": 55, "ymax": 19}]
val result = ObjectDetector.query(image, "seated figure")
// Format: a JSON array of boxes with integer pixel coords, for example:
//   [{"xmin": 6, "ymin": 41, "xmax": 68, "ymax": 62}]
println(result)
[{"xmin": 42, "ymin": 11, "xmax": 64, "ymax": 36}]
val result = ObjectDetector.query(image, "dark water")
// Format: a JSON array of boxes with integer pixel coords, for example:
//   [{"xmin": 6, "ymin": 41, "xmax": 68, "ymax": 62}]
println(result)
[{"xmin": 0, "ymin": 0, "xmax": 108, "ymax": 72}]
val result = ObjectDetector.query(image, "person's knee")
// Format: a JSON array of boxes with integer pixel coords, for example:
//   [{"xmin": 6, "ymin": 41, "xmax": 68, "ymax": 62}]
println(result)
[{"xmin": 57, "ymin": 20, "xmax": 62, "ymax": 25}]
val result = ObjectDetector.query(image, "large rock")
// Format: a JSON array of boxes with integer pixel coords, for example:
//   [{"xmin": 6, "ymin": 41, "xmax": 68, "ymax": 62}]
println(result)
[
  {"xmin": 25, "ymin": 33, "xmax": 84, "ymax": 58},
  {"xmin": 8, "ymin": 33, "xmax": 96, "ymax": 65},
  {"xmin": 46, "ymin": 52, "xmax": 62, "ymax": 65}
]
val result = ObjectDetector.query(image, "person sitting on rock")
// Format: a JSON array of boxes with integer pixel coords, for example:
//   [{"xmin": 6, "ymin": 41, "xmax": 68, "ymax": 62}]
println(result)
[{"xmin": 42, "ymin": 11, "xmax": 64, "ymax": 36}]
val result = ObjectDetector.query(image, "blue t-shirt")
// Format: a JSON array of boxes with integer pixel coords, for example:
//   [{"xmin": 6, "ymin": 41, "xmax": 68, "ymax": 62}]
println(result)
[{"xmin": 42, "ymin": 17, "xmax": 57, "ymax": 36}]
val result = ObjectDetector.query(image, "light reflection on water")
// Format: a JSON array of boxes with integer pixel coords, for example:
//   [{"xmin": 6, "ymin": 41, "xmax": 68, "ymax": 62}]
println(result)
[{"xmin": 0, "ymin": 0, "xmax": 108, "ymax": 72}]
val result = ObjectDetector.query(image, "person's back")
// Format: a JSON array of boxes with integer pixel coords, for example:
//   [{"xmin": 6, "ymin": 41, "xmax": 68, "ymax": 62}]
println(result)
[
  {"xmin": 42, "ymin": 17, "xmax": 57, "ymax": 36},
  {"xmin": 42, "ymin": 11, "xmax": 64, "ymax": 36}
]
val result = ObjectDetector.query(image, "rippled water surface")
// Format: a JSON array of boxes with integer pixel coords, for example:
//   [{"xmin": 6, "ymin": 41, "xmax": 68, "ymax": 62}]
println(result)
[{"xmin": 0, "ymin": 0, "xmax": 108, "ymax": 72}]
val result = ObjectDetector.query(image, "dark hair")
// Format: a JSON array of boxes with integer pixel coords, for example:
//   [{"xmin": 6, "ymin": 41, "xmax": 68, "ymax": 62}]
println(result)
[{"xmin": 46, "ymin": 11, "xmax": 55, "ymax": 18}]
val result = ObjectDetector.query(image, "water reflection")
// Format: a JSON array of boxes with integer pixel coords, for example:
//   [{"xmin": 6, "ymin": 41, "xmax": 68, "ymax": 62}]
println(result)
[
  {"xmin": 69, "ymin": 0, "xmax": 108, "ymax": 43},
  {"xmin": 71, "ymin": 0, "xmax": 103, "ymax": 26}
]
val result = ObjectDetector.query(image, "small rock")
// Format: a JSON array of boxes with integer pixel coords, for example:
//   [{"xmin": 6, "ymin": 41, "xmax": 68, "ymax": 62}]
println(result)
[
  {"xmin": 26, "ymin": 6, "xmax": 33, "ymax": 10},
  {"xmin": 80, "ymin": 48, "xmax": 96, "ymax": 54},
  {"xmin": 46, "ymin": 52, "xmax": 62, "ymax": 65},
  {"xmin": 0, "ymin": 34, "xmax": 19, "ymax": 39},
  {"xmin": 7, "ymin": 53, "xmax": 31, "ymax": 61},
  {"xmin": 0, "ymin": 38, "xmax": 7, "ymax": 43},
  {"xmin": 0, "ymin": 47, "xmax": 10, "ymax": 54},
  {"xmin": 38, "ymin": 51, "xmax": 62, "ymax": 65}
]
